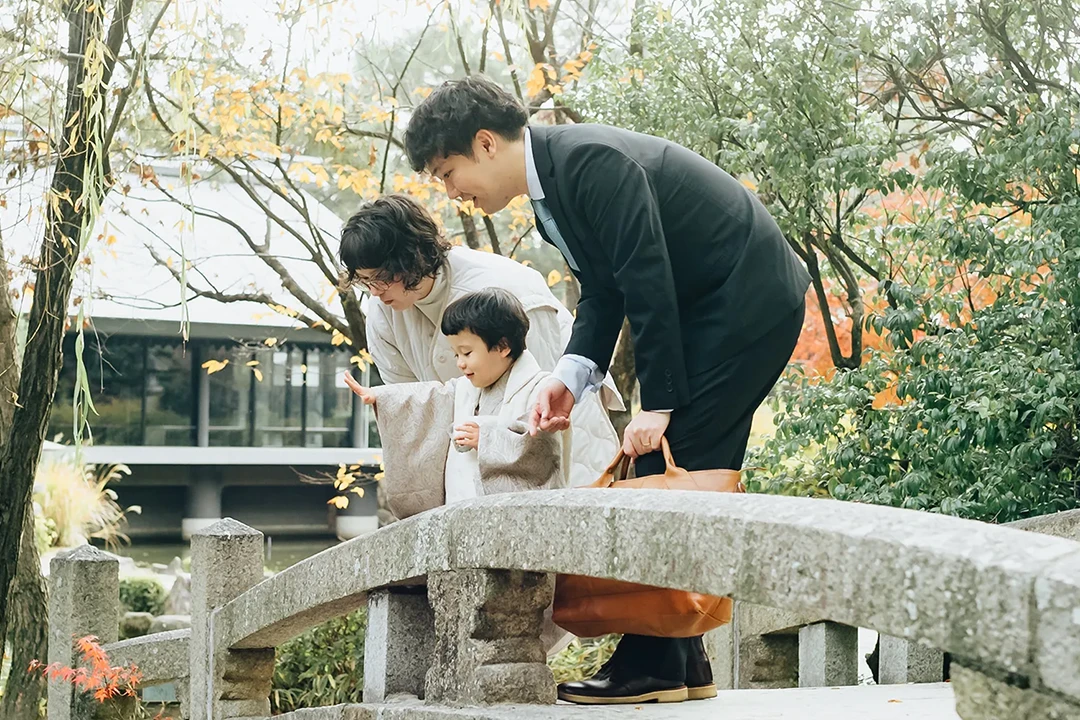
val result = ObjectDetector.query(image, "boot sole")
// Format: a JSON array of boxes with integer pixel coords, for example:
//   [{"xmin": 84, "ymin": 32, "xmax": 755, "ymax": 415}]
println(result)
[
  {"xmin": 687, "ymin": 684, "xmax": 718, "ymax": 700},
  {"xmin": 558, "ymin": 686, "xmax": 689, "ymax": 705}
]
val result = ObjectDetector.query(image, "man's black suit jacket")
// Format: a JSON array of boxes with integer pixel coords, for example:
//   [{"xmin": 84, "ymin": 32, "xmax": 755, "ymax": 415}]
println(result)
[{"xmin": 529, "ymin": 123, "xmax": 811, "ymax": 412}]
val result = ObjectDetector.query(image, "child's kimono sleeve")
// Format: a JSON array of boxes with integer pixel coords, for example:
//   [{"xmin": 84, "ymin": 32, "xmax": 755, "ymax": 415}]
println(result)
[
  {"xmin": 370, "ymin": 380, "xmax": 456, "ymax": 519},
  {"xmin": 473, "ymin": 416, "xmax": 566, "ymax": 496}
]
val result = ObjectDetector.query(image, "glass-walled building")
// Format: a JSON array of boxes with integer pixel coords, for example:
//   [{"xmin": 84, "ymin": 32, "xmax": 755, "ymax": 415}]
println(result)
[
  {"xmin": 50, "ymin": 333, "xmax": 381, "ymax": 450},
  {"xmin": 46, "ymin": 318, "xmax": 385, "ymax": 542},
  {"xmin": 4, "ymin": 158, "xmax": 384, "ymax": 542}
]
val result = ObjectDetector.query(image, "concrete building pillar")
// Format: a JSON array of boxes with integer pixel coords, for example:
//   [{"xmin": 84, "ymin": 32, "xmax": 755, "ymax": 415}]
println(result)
[
  {"xmin": 363, "ymin": 587, "xmax": 434, "ymax": 701},
  {"xmin": 425, "ymin": 569, "xmax": 556, "ymax": 705},
  {"xmin": 183, "ymin": 472, "xmax": 222, "ymax": 540},
  {"xmin": 47, "ymin": 546, "xmax": 120, "ymax": 720},
  {"xmin": 799, "ymin": 622, "xmax": 858, "ymax": 687},
  {"xmin": 189, "ymin": 518, "xmax": 270, "ymax": 720},
  {"xmin": 197, "ymin": 348, "xmax": 210, "ymax": 448}
]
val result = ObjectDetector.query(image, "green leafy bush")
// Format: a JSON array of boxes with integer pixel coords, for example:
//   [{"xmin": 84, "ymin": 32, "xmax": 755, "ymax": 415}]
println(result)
[
  {"xmin": 118, "ymin": 577, "xmax": 166, "ymax": 616},
  {"xmin": 271, "ymin": 609, "xmax": 366, "ymax": 713}
]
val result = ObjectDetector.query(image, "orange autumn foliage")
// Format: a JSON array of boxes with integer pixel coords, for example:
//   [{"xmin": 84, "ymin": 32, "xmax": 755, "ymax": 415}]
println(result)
[{"xmin": 29, "ymin": 635, "xmax": 142, "ymax": 704}]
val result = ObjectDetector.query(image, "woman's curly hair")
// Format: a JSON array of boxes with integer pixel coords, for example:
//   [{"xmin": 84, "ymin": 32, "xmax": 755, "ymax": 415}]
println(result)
[{"xmin": 339, "ymin": 194, "xmax": 451, "ymax": 291}]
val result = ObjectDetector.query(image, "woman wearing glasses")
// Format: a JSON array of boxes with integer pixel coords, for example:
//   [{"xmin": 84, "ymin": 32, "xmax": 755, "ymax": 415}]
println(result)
[{"xmin": 338, "ymin": 193, "xmax": 622, "ymax": 490}]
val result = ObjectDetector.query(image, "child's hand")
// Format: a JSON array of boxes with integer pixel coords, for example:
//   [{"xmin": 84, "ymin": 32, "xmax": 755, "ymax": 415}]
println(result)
[
  {"xmin": 453, "ymin": 421, "xmax": 480, "ymax": 450},
  {"xmin": 342, "ymin": 371, "xmax": 376, "ymax": 405}
]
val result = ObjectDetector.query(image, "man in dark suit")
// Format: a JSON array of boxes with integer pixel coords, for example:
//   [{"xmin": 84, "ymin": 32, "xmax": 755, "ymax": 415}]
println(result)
[{"xmin": 404, "ymin": 76, "xmax": 810, "ymax": 705}]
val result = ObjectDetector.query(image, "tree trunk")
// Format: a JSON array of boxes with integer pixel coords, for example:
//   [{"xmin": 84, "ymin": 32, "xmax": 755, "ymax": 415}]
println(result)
[
  {"xmin": 0, "ymin": 230, "xmax": 48, "ymax": 720},
  {"xmin": 563, "ymin": 261, "xmax": 580, "ymax": 311},
  {"xmin": 0, "ymin": 512, "xmax": 48, "ymax": 720},
  {"xmin": 459, "ymin": 211, "xmax": 481, "ymax": 250},
  {"xmin": 0, "ymin": 0, "xmax": 109, "ymax": 642},
  {"xmin": 608, "ymin": 319, "xmax": 637, "ymax": 439},
  {"xmin": 0, "ymin": 235, "xmax": 18, "ymax": 436},
  {"xmin": 482, "ymin": 216, "xmax": 502, "ymax": 256}
]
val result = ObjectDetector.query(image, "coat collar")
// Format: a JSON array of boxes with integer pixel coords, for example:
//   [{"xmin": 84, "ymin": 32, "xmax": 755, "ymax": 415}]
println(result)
[
  {"xmin": 457, "ymin": 349, "xmax": 543, "ymax": 412},
  {"xmin": 527, "ymin": 124, "xmax": 557, "ymax": 187},
  {"xmin": 504, "ymin": 349, "xmax": 542, "ymax": 401}
]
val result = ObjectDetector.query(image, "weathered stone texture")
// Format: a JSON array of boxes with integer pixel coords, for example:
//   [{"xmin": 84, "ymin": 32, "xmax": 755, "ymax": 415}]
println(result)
[
  {"xmin": 424, "ymin": 569, "xmax": 555, "ymax": 705},
  {"xmin": 48, "ymin": 545, "xmax": 119, "ymax": 720},
  {"xmin": 364, "ymin": 588, "xmax": 433, "ymax": 701},
  {"xmin": 189, "ymin": 518, "xmax": 269, "ymax": 720}
]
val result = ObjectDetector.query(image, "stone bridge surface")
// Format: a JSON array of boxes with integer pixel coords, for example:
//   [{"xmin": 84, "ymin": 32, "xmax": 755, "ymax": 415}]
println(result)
[
  {"xmin": 44, "ymin": 494, "xmax": 1080, "ymax": 720},
  {"xmin": 273, "ymin": 684, "xmax": 960, "ymax": 719}
]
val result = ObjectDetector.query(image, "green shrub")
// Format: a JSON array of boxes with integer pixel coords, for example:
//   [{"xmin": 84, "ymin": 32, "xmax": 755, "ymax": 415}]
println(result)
[
  {"xmin": 118, "ymin": 577, "xmax": 166, "ymax": 616},
  {"xmin": 271, "ymin": 609, "xmax": 366, "ymax": 713}
]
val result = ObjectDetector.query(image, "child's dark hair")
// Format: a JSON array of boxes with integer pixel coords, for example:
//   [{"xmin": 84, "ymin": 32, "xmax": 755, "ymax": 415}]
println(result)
[
  {"xmin": 339, "ymin": 194, "xmax": 451, "ymax": 291},
  {"xmin": 441, "ymin": 288, "xmax": 530, "ymax": 360}
]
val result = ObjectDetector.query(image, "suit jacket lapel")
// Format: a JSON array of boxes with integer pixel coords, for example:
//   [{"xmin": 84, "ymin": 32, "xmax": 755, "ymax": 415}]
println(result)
[{"xmin": 528, "ymin": 125, "xmax": 590, "ymax": 278}]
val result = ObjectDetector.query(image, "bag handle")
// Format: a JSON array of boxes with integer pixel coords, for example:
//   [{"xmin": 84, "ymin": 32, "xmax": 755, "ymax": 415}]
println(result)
[{"xmin": 592, "ymin": 437, "xmax": 688, "ymax": 487}]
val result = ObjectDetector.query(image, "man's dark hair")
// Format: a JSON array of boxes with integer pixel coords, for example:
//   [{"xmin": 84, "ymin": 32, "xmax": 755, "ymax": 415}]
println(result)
[
  {"xmin": 404, "ymin": 75, "xmax": 528, "ymax": 172},
  {"xmin": 339, "ymin": 194, "xmax": 451, "ymax": 291},
  {"xmin": 441, "ymin": 288, "xmax": 530, "ymax": 361}
]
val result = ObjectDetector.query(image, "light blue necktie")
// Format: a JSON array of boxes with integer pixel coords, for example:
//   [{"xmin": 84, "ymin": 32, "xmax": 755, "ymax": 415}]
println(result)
[{"xmin": 532, "ymin": 198, "xmax": 580, "ymax": 272}]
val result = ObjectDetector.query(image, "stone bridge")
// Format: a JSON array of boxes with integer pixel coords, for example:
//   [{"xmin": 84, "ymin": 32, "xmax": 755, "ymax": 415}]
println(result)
[{"xmin": 45, "ymin": 492, "xmax": 1080, "ymax": 719}]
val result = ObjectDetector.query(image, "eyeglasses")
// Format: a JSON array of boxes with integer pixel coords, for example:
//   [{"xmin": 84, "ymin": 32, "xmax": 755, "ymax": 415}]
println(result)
[{"xmin": 353, "ymin": 275, "xmax": 392, "ymax": 292}]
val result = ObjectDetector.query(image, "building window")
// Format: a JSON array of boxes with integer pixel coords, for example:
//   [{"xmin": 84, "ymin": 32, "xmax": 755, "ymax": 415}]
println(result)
[
  {"xmin": 206, "ymin": 344, "xmax": 254, "ymax": 446},
  {"xmin": 253, "ymin": 346, "xmax": 305, "ymax": 447},
  {"xmin": 304, "ymin": 348, "xmax": 354, "ymax": 448},
  {"xmin": 144, "ymin": 341, "xmax": 195, "ymax": 445},
  {"xmin": 48, "ymin": 335, "xmax": 144, "ymax": 445},
  {"xmin": 49, "ymin": 333, "xmax": 384, "ymax": 449}
]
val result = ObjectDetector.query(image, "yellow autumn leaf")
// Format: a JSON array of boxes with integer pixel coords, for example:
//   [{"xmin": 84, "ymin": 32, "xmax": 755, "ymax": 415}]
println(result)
[
  {"xmin": 349, "ymin": 354, "xmax": 368, "ymax": 370},
  {"xmin": 526, "ymin": 64, "xmax": 554, "ymax": 97},
  {"xmin": 201, "ymin": 359, "xmax": 229, "ymax": 375},
  {"xmin": 269, "ymin": 304, "xmax": 299, "ymax": 318},
  {"xmin": 360, "ymin": 348, "xmax": 374, "ymax": 364},
  {"xmin": 300, "ymin": 363, "xmax": 308, "ymax": 374},
  {"xmin": 246, "ymin": 360, "xmax": 260, "ymax": 367},
  {"xmin": 349, "ymin": 487, "xmax": 365, "ymax": 497},
  {"xmin": 253, "ymin": 368, "xmax": 264, "ymax": 382},
  {"xmin": 331, "ymin": 329, "xmax": 351, "ymax": 346},
  {"xmin": 264, "ymin": 337, "xmax": 278, "ymax": 346},
  {"xmin": 327, "ymin": 495, "xmax": 349, "ymax": 509},
  {"xmin": 529, "ymin": 0, "xmax": 549, "ymax": 8},
  {"xmin": 547, "ymin": 269, "xmax": 563, "ymax": 287}
]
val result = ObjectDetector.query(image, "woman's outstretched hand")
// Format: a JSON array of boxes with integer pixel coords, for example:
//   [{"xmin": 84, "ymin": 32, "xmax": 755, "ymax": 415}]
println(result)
[{"xmin": 342, "ymin": 371, "xmax": 376, "ymax": 405}]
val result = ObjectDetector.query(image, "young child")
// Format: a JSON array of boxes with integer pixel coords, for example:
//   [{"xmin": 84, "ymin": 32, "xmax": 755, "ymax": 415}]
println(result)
[{"xmin": 343, "ymin": 288, "xmax": 571, "ymax": 519}]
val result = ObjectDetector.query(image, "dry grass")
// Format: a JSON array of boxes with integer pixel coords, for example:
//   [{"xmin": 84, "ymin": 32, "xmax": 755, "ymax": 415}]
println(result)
[
  {"xmin": 547, "ymin": 635, "xmax": 619, "ymax": 684},
  {"xmin": 34, "ymin": 456, "xmax": 136, "ymax": 550}
]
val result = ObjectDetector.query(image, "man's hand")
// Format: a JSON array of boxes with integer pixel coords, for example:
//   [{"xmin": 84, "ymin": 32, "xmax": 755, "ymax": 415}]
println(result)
[
  {"xmin": 343, "ymin": 372, "xmax": 376, "ymax": 405},
  {"xmin": 623, "ymin": 411, "xmax": 671, "ymax": 458},
  {"xmin": 528, "ymin": 378, "xmax": 575, "ymax": 436},
  {"xmin": 452, "ymin": 421, "xmax": 480, "ymax": 450}
]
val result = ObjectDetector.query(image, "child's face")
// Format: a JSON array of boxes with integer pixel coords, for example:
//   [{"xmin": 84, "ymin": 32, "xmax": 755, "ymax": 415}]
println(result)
[{"xmin": 447, "ymin": 330, "xmax": 513, "ymax": 388}]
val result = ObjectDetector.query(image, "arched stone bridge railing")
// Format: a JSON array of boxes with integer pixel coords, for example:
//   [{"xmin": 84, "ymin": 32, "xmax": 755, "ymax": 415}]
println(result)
[{"xmin": 47, "ymin": 492, "xmax": 1080, "ymax": 720}]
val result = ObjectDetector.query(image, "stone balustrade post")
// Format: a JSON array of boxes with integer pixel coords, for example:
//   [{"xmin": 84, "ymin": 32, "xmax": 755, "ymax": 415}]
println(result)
[
  {"xmin": 424, "ymin": 569, "xmax": 556, "ymax": 705},
  {"xmin": 878, "ymin": 634, "xmax": 945, "ymax": 684},
  {"xmin": 799, "ymin": 622, "xmax": 858, "ymax": 687},
  {"xmin": 189, "ymin": 518, "xmax": 270, "ymax": 720},
  {"xmin": 363, "ymin": 586, "xmax": 434, "ymax": 702},
  {"xmin": 47, "ymin": 546, "xmax": 121, "ymax": 720}
]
